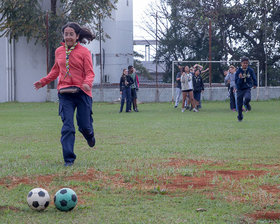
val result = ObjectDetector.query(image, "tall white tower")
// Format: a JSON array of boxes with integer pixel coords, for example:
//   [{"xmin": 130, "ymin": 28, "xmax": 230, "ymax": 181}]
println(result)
[{"xmin": 88, "ymin": 0, "xmax": 133, "ymax": 84}]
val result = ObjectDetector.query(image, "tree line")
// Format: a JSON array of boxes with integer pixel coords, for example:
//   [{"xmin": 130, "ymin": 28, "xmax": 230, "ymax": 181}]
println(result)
[{"xmin": 143, "ymin": 0, "xmax": 280, "ymax": 85}]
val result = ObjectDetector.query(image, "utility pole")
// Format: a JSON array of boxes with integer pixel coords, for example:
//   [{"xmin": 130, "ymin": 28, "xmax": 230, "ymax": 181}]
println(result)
[
  {"xmin": 99, "ymin": 15, "xmax": 103, "ymax": 89},
  {"xmin": 155, "ymin": 12, "xmax": 159, "ymax": 102},
  {"xmin": 46, "ymin": 11, "xmax": 49, "ymax": 75},
  {"xmin": 209, "ymin": 18, "xmax": 212, "ymax": 87}
]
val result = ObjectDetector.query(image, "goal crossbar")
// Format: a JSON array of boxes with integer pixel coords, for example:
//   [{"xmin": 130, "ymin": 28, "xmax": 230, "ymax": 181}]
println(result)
[{"xmin": 171, "ymin": 60, "xmax": 260, "ymax": 101}]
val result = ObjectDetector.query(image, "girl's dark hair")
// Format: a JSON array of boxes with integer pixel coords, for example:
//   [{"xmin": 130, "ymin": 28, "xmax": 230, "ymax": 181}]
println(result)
[
  {"xmin": 122, "ymin": 69, "xmax": 127, "ymax": 75},
  {"xmin": 195, "ymin": 69, "xmax": 201, "ymax": 74},
  {"xmin": 62, "ymin": 22, "xmax": 95, "ymax": 44}
]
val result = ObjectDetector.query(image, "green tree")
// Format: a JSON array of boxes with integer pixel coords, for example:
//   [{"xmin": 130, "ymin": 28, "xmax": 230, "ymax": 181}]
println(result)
[
  {"xmin": 0, "ymin": 0, "xmax": 117, "ymax": 74},
  {"xmin": 145, "ymin": 0, "xmax": 280, "ymax": 85}
]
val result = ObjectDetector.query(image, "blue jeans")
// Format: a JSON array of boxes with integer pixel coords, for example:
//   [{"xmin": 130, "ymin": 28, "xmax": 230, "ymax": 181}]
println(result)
[
  {"xmin": 175, "ymin": 87, "xmax": 181, "ymax": 107},
  {"xmin": 229, "ymin": 87, "xmax": 236, "ymax": 110},
  {"xmin": 58, "ymin": 91, "xmax": 94, "ymax": 163},
  {"xmin": 237, "ymin": 88, "xmax": 251, "ymax": 119},
  {"xmin": 120, "ymin": 87, "xmax": 131, "ymax": 112}
]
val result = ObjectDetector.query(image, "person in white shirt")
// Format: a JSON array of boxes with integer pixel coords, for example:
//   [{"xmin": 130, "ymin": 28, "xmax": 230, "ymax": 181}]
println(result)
[{"xmin": 180, "ymin": 66, "xmax": 198, "ymax": 112}]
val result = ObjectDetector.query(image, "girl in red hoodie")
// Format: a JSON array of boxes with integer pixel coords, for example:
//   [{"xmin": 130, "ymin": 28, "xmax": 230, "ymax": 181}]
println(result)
[{"xmin": 34, "ymin": 22, "xmax": 95, "ymax": 166}]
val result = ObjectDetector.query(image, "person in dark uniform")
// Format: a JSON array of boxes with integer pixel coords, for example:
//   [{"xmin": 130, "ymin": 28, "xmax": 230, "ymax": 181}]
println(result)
[
  {"xmin": 119, "ymin": 69, "xmax": 134, "ymax": 113},
  {"xmin": 235, "ymin": 56, "xmax": 257, "ymax": 122}
]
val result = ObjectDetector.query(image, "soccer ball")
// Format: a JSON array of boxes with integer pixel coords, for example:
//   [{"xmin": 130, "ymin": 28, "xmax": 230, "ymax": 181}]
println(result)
[
  {"xmin": 54, "ymin": 188, "xmax": 78, "ymax": 212},
  {"xmin": 27, "ymin": 188, "xmax": 50, "ymax": 211}
]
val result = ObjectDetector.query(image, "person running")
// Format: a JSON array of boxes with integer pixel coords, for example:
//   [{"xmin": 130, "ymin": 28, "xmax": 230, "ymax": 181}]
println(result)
[
  {"xmin": 235, "ymin": 56, "xmax": 257, "ymax": 122},
  {"xmin": 181, "ymin": 66, "xmax": 198, "ymax": 112},
  {"xmin": 34, "ymin": 22, "xmax": 96, "ymax": 166},
  {"xmin": 128, "ymin": 65, "xmax": 139, "ymax": 112},
  {"xmin": 119, "ymin": 69, "xmax": 134, "ymax": 113},
  {"xmin": 225, "ymin": 65, "xmax": 237, "ymax": 111},
  {"xmin": 192, "ymin": 69, "xmax": 204, "ymax": 110}
]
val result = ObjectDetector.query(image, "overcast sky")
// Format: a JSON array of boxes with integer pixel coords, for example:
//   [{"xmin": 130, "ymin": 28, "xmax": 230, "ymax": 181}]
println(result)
[
  {"xmin": 133, "ymin": 0, "xmax": 159, "ymax": 58},
  {"xmin": 133, "ymin": 0, "xmax": 157, "ymax": 40}
]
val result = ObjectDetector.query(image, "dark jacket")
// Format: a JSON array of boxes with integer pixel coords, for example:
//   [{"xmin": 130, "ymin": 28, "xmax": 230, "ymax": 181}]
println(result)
[
  {"xmin": 120, "ymin": 75, "xmax": 134, "ymax": 91},
  {"xmin": 192, "ymin": 74, "xmax": 204, "ymax": 92},
  {"xmin": 176, "ymin": 72, "xmax": 182, "ymax": 89},
  {"xmin": 235, "ymin": 67, "xmax": 257, "ymax": 90}
]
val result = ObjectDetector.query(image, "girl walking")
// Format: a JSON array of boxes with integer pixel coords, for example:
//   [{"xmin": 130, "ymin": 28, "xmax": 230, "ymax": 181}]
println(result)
[{"xmin": 119, "ymin": 69, "xmax": 134, "ymax": 112}]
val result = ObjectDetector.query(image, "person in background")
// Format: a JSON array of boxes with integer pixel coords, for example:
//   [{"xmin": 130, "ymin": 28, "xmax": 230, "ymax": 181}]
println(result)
[
  {"xmin": 225, "ymin": 65, "xmax": 237, "ymax": 111},
  {"xmin": 181, "ymin": 66, "xmax": 198, "ymax": 112},
  {"xmin": 224, "ymin": 69, "xmax": 230, "ymax": 99},
  {"xmin": 192, "ymin": 69, "xmax": 204, "ymax": 110},
  {"xmin": 128, "ymin": 65, "xmax": 139, "ymax": 112},
  {"xmin": 119, "ymin": 69, "xmax": 134, "ymax": 113},
  {"xmin": 34, "ymin": 22, "xmax": 96, "ymax": 166},
  {"xmin": 235, "ymin": 56, "xmax": 257, "ymax": 122},
  {"xmin": 174, "ymin": 65, "xmax": 185, "ymax": 108}
]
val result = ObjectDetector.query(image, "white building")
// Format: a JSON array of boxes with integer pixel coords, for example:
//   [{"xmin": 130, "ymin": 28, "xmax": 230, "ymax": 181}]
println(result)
[{"xmin": 0, "ymin": 0, "xmax": 133, "ymax": 102}]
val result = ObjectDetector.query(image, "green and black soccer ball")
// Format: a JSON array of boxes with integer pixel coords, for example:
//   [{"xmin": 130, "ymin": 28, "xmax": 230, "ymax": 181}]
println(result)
[{"xmin": 54, "ymin": 188, "xmax": 78, "ymax": 211}]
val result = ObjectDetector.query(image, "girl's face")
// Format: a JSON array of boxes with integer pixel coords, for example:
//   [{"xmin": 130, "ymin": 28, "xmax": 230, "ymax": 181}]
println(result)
[
  {"xmin": 63, "ymin": 27, "xmax": 79, "ymax": 47},
  {"xmin": 195, "ymin": 70, "xmax": 200, "ymax": 76},
  {"xmin": 123, "ymin": 69, "xmax": 128, "ymax": 75},
  {"xmin": 229, "ymin": 67, "xmax": 235, "ymax": 73},
  {"xmin": 184, "ymin": 66, "xmax": 190, "ymax": 73}
]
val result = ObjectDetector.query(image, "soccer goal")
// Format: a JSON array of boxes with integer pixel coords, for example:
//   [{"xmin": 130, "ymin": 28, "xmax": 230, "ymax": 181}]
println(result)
[{"xmin": 171, "ymin": 60, "xmax": 260, "ymax": 102}]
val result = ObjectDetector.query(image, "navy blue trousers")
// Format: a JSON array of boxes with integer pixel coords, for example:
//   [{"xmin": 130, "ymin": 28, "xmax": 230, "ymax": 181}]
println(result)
[
  {"xmin": 237, "ymin": 88, "xmax": 251, "ymax": 119},
  {"xmin": 58, "ymin": 91, "xmax": 94, "ymax": 163},
  {"xmin": 193, "ymin": 91, "xmax": 201, "ymax": 108},
  {"xmin": 229, "ymin": 87, "xmax": 236, "ymax": 110},
  {"xmin": 120, "ymin": 87, "xmax": 131, "ymax": 112}
]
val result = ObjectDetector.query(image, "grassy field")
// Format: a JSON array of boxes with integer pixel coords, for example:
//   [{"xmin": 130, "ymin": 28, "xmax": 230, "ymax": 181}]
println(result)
[{"xmin": 0, "ymin": 100, "xmax": 280, "ymax": 223}]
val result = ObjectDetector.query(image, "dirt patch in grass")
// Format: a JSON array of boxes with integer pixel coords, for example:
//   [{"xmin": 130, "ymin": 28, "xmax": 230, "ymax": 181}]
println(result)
[
  {"xmin": 140, "ymin": 169, "xmax": 267, "ymax": 192},
  {"xmin": 247, "ymin": 211, "xmax": 280, "ymax": 221},
  {"xmin": 209, "ymin": 170, "xmax": 267, "ymax": 179},
  {"xmin": 261, "ymin": 185, "xmax": 280, "ymax": 194},
  {"xmin": 253, "ymin": 163, "xmax": 280, "ymax": 170},
  {"xmin": 0, "ymin": 205, "xmax": 20, "ymax": 212},
  {"xmin": 0, "ymin": 174, "xmax": 57, "ymax": 189},
  {"xmin": 162, "ymin": 158, "xmax": 224, "ymax": 168}
]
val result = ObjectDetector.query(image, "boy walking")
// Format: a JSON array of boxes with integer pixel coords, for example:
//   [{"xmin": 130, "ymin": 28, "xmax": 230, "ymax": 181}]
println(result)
[{"xmin": 235, "ymin": 57, "xmax": 257, "ymax": 122}]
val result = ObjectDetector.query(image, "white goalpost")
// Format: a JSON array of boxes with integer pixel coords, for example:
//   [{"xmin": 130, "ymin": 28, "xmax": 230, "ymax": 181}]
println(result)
[{"xmin": 171, "ymin": 60, "xmax": 260, "ymax": 102}]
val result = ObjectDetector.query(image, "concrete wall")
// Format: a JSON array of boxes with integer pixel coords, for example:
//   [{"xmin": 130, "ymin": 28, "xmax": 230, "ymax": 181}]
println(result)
[
  {"xmin": 46, "ymin": 86, "xmax": 280, "ymax": 103},
  {"xmin": 15, "ymin": 38, "xmax": 48, "ymax": 102},
  {"xmin": 87, "ymin": 0, "xmax": 133, "ymax": 85},
  {"xmin": 0, "ymin": 37, "xmax": 8, "ymax": 102}
]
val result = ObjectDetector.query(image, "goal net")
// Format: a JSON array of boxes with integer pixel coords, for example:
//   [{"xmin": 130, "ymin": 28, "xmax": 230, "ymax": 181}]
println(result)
[{"xmin": 171, "ymin": 60, "xmax": 260, "ymax": 101}]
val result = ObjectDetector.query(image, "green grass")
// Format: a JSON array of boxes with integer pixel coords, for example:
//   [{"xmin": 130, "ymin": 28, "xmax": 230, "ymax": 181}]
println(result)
[{"xmin": 0, "ymin": 101, "xmax": 280, "ymax": 223}]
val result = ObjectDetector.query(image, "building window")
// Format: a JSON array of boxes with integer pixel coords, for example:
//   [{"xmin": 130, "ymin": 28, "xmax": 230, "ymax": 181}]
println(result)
[
  {"xmin": 96, "ymin": 54, "xmax": 101, "ymax": 66},
  {"xmin": 104, "ymin": 74, "xmax": 110, "ymax": 83}
]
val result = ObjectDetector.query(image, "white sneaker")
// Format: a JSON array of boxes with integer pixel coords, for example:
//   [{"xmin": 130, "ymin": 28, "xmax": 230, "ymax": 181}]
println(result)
[
  {"xmin": 193, "ymin": 108, "xmax": 198, "ymax": 112},
  {"xmin": 182, "ymin": 108, "xmax": 185, "ymax": 112}
]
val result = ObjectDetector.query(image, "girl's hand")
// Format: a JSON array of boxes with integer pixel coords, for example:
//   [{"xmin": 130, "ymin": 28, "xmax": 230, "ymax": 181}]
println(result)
[
  {"xmin": 33, "ymin": 81, "xmax": 43, "ymax": 90},
  {"xmin": 82, "ymin": 83, "xmax": 91, "ymax": 91}
]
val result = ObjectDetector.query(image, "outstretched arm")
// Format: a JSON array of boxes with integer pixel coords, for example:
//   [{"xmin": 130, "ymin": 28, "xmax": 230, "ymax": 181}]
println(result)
[{"xmin": 201, "ymin": 68, "xmax": 209, "ymax": 73}]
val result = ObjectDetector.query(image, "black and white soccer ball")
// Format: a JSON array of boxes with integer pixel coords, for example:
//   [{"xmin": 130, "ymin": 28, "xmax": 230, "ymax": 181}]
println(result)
[{"xmin": 27, "ymin": 188, "xmax": 50, "ymax": 211}]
